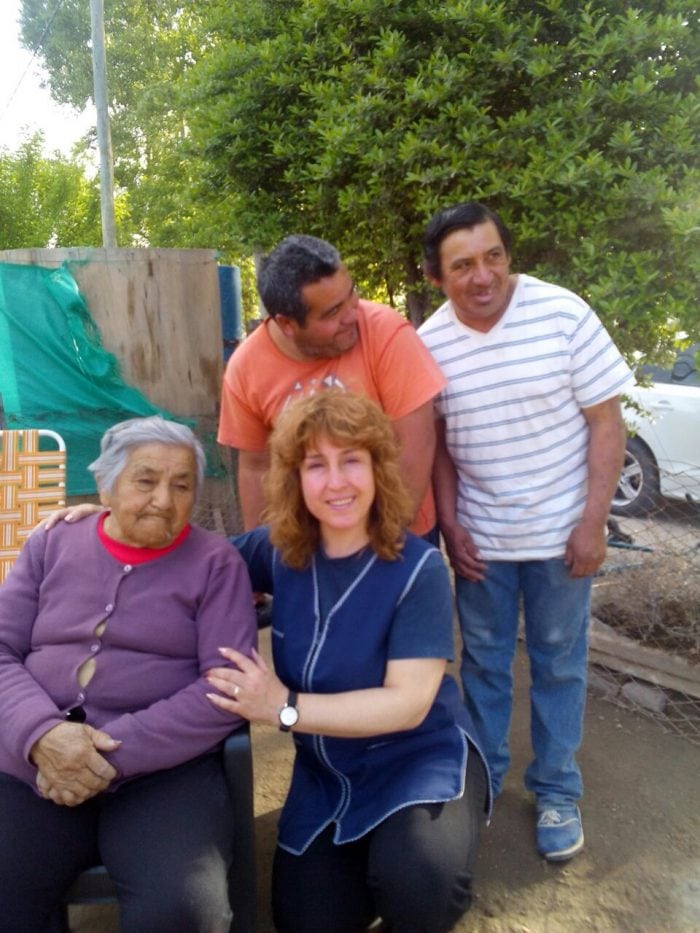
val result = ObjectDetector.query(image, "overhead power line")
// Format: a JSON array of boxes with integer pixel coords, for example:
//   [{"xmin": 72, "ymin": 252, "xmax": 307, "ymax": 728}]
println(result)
[{"xmin": 0, "ymin": 0, "xmax": 67, "ymax": 121}]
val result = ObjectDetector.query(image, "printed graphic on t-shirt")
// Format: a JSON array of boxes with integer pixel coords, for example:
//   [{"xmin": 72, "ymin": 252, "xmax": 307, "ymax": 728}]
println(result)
[{"xmin": 280, "ymin": 374, "xmax": 348, "ymax": 412}]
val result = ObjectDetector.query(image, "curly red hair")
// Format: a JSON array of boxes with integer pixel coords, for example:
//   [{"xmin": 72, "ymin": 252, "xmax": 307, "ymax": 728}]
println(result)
[{"xmin": 262, "ymin": 391, "xmax": 414, "ymax": 569}]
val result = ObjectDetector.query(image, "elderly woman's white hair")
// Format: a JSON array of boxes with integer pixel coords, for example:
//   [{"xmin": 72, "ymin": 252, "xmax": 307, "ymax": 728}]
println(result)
[{"xmin": 88, "ymin": 416, "xmax": 206, "ymax": 498}]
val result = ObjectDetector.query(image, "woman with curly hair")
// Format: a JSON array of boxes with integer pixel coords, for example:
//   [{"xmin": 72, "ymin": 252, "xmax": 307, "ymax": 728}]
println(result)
[{"xmin": 207, "ymin": 390, "xmax": 491, "ymax": 933}]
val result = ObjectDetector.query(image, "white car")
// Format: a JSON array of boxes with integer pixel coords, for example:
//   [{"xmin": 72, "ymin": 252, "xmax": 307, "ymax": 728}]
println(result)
[{"xmin": 611, "ymin": 345, "xmax": 700, "ymax": 516}]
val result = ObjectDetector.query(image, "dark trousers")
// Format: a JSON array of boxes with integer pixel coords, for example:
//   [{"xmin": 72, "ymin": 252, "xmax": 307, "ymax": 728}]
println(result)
[
  {"xmin": 272, "ymin": 744, "xmax": 488, "ymax": 933},
  {"xmin": 0, "ymin": 753, "xmax": 234, "ymax": 933}
]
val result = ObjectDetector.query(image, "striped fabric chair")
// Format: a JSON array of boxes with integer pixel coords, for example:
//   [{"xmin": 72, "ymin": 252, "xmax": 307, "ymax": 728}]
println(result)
[{"xmin": 0, "ymin": 429, "xmax": 66, "ymax": 583}]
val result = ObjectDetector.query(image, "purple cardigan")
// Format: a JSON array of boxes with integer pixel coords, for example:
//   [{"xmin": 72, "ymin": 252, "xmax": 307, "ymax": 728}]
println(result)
[{"xmin": 0, "ymin": 514, "xmax": 257, "ymax": 789}]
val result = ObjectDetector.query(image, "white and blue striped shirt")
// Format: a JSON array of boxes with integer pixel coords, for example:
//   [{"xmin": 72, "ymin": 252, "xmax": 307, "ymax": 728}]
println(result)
[{"xmin": 418, "ymin": 274, "xmax": 634, "ymax": 560}]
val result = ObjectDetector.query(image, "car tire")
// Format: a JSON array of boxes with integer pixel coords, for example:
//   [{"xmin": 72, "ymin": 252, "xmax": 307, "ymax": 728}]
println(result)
[{"xmin": 611, "ymin": 436, "xmax": 660, "ymax": 517}]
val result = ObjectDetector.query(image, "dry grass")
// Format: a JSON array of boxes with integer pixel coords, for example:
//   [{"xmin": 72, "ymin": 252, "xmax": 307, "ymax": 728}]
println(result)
[{"xmin": 595, "ymin": 553, "xmax": 700, "ymax": 662}]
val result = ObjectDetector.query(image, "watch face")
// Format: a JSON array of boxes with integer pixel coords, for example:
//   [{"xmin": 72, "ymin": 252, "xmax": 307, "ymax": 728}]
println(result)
[{"xmin": 279, "ymin": 705, "xmax": 299, "ymax": 727}]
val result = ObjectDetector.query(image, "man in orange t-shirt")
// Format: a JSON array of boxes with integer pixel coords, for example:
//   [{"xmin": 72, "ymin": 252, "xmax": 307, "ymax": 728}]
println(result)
[{"xmin": 218, "ymin": 235, "xmax": 446, "ymax": 537}]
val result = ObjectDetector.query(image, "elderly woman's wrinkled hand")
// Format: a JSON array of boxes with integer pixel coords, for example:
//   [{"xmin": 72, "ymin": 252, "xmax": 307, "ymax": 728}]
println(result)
[
  {"xmin": 206, "ymin": 646, "xmax": 287, "ymax": 728},
  {"xmin": 30, "ymin": 722, "xmax": 121, "ymax": 807}
]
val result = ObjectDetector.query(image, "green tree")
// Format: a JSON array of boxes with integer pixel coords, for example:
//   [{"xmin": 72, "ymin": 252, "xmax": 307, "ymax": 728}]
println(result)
[
  {"xmin": 18, "ymin": 0, "xmax": 211, "ymax": 249},
  {"xmin": 21, "ymin": 0, "xmax": 700, "ymax": 356},
  {"xmin": 0, "ymin": 135, "xmax": 103, "ymax": 248},
  {"xmin": 186, "ymin": 0, "xmax": 700, "ymax": 355}
]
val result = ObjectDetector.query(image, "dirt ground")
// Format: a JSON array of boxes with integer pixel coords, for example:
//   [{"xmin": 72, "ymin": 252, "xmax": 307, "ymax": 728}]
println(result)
[{"xmin": 71, "ymin": 624, "xmax": 700, "ymax": 933}]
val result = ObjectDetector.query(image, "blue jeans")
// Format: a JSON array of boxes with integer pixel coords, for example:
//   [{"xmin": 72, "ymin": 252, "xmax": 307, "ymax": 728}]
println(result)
[{"xmin": 455, "ymin": 559, "xmax": 592, "ymax": 806}]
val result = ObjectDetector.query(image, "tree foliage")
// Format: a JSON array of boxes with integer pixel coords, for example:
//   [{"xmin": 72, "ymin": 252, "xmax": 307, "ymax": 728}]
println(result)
[
  {"xmin": 18, "ymin": 0, "xmax": 212, "ymax": 248},
  {"xmin": 19, "ymin": 0, "xmax": 700, "ymax": 358},
  {"xmin": 187, "ymin": 0, "xmax": 700, "ymax": 353},
  {"xmin": 0, "ymin": 135, "xmax": 102, "ymax": 248}
]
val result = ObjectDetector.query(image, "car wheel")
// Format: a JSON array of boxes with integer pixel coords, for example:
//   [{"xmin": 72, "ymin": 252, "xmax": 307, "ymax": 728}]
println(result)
[{"xmin": 610, "ymin": 436, "xmax": 660, "ymax": 517}]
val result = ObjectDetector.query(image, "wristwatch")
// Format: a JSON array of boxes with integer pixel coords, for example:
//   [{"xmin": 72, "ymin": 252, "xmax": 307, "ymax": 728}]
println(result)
[{"xmin": 278, "ymin": 690, "xmax": 299, "ymax": 732}]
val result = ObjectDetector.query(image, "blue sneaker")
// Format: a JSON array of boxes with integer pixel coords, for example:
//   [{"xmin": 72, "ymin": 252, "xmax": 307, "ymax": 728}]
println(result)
[{"xmin": 536, "ymin": 805, "xmax": 584, "ymax": 861}]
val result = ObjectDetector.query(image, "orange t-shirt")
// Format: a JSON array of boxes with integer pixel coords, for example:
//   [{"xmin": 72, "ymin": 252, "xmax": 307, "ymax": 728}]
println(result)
[{"xmin": 218, "ymin": 300, "xmax": 446, "ymax": 534}]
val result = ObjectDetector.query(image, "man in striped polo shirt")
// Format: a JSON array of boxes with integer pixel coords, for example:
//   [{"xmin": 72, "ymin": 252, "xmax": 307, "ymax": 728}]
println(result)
[{"xmin": 418, "ymin": 202, "xmax": 633, "ymax": 862}]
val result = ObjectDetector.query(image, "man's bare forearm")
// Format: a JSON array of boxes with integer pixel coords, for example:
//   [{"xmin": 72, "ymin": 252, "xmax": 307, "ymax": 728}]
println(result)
[
  {"xmin": 582, "ymin": 397, "xmax": 627, "ymax": 528},
  {"xmin": 237, "ymin": 449, "xmax": 270, "ymax": 531},
  {"xmin": 432, "ymin": 418, "xmax": 459, "ymax": 530},
  {"xmin": 392, "ymin": 401, "xmax": 437, "ymax": 521}
]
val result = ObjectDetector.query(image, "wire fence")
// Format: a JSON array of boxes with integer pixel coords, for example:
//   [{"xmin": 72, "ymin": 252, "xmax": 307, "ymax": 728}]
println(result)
[
  {"xmin": 192, "ymin": 445, "xmax": 244, "ymax": 537},
  {"xmin": 592, "ymin": 489, "xmax": 700, "ymax": 746}
]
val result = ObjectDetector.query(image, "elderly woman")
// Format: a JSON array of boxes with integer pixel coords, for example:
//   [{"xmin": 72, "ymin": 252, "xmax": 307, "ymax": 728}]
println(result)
[
  {"xmin": 0, "ymin": 416, "xmax": 256, "ymax": 933},
  {"xmin": 206, "ymin": 391, "xmax": 491, "ymax": 933}
]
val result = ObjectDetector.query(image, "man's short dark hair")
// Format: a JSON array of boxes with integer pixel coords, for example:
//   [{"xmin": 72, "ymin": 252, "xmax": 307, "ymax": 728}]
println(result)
[
  {"xmin": 422, "ymin": 202, "xmax": 513, "ymax": 281},
  {"xmin": 257, "ymin": 235, "xmax": 342, "ymax": 325}
]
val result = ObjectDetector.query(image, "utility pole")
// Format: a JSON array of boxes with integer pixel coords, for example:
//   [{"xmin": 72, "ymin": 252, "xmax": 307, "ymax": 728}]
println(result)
[{"xmin": 89, "ymin": 0, "xmax": 117, "ymax": 247}]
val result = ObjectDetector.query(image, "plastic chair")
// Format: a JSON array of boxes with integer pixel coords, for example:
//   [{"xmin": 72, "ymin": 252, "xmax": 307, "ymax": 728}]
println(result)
[
  {"xmin": 0, "ymin": 428, "xmax": 66, "ymax": 583},
  {"xmin": 52, "ymin": 724, "xmax": 256, "ymax": 933}
]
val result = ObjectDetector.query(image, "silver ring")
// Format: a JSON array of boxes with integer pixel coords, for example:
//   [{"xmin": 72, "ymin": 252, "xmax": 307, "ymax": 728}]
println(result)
[{"xmin": 233, "ymin": 685, "xmax": 241, "ymax": 698}]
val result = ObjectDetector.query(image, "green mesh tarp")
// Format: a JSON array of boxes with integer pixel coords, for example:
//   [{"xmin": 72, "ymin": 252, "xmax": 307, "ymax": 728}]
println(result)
[{"xmin": 0, "ymin": 262, "xmax": 177, "ymax": 495}]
